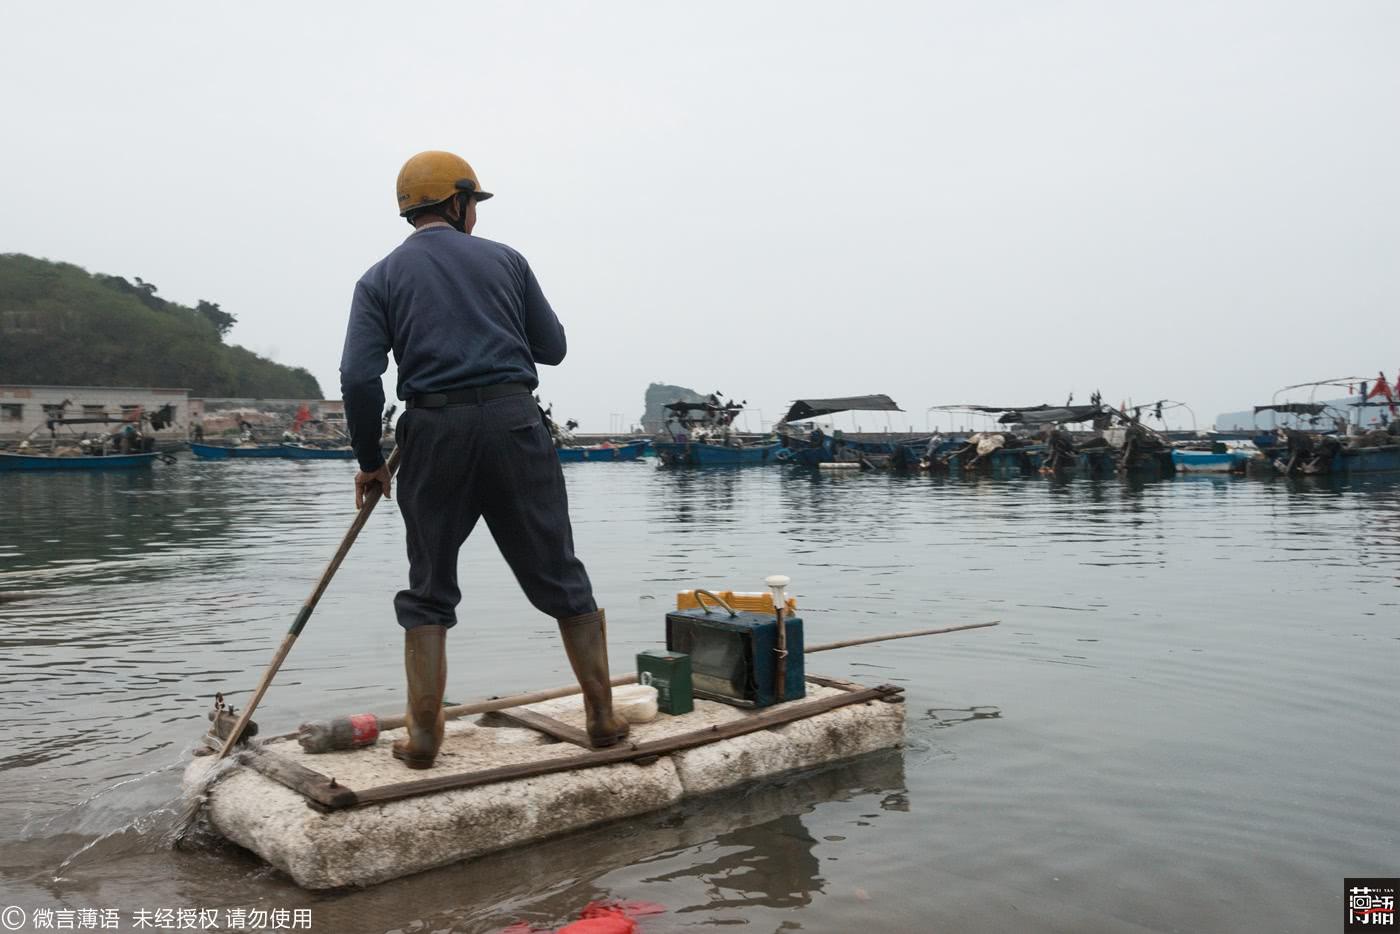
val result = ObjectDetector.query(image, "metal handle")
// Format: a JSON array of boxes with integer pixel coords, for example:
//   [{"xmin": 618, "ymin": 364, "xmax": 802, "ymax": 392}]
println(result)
[{"xmin": 693, "ymin": 589, "xmax": 738, "ymax": 617}]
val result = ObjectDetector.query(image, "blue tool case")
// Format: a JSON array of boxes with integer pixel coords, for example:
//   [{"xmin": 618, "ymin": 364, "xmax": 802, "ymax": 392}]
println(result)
[{"xmin": 664, "ymin": 607, "xmax": 805, "ymax": 707}]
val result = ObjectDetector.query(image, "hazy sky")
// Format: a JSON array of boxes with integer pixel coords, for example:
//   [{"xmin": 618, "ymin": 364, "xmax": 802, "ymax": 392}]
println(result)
[{"xmin": 3, "ymin": 1, "xmax": 1397, "ymax": 432}]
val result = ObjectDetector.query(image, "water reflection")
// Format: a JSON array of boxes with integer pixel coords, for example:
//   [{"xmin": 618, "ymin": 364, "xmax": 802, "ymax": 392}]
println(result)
[
  {"xmin": 646, "ymin": 468, "xmax": 744, "ymax": 527},
  {"xmin": 3, "ymin": 455, "xmax": 1399, "ymax": 933},
  {"xmin": 924, "ymin": 705, "xmax": 1003, "ymax": 728},
  {"xmin": 2, "ymin": 466, "xmax": 236, "ymax": 582},
  {"xmin": 652, "ymin": 813, "xmax": 822, "ymax": 911}
]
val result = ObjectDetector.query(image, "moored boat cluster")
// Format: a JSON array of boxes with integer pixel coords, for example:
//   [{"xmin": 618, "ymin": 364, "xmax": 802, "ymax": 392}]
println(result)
[{"xmin": 7, "ymin": 378, "xmax": 1399, "ymax": 478}]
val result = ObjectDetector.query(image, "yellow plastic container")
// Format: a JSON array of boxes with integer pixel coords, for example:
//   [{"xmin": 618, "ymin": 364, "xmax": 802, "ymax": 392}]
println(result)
[{"xmin": 675, "ymin": 589, "xmax": 796, "ymax": 614}]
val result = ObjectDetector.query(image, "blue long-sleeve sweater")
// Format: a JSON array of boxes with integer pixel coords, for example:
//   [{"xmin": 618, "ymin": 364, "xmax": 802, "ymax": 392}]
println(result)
[{"xmin": 339, "ymin": 227, "xmax": 567, "ymax": 471}]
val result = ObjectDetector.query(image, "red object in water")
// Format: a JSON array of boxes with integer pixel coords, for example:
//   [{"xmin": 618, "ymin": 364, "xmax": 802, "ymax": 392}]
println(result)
[
  {"xmin": 502, "ymin": 899, "xmax": 664, "ymax": 934},
  {"xmin": 556, "ymin": 919, "xmax": 635, "ymax": 934},
  {"xmin": 580, "ymin": 902, "xmax": 666, "ymax": 920}
]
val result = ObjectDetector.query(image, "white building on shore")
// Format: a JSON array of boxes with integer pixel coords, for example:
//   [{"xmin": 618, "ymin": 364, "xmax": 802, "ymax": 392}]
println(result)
[
  {"xmin": 0, "ymin": 385, "xmax": 348, "ymax": 442},
  {"xmin": 1215, "ymin": 395, "xmax": 1391, "ymax": 432},
  {"xmin": 0, "ymin": 384, "xmax": 191, "ymax": 441}
]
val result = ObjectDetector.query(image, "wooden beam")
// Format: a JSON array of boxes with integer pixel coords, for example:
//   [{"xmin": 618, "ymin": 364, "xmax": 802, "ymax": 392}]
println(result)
[
  {"xmin": 492, "ymin": 709, "xmax": 594, "ymax": 748},
  {"xmin": 803, "ymin": 673, "xmax": 866, "ymax": 692},
  {"xmin": 200, "ymin": 736, "xmax": 356, "ymax": 809}
]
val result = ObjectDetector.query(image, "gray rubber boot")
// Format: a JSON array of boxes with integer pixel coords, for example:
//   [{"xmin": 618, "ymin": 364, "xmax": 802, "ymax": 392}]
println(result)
[
  {"xmin": 391, "ymin": 624, "xmax": 447, "ymax": 769},
  {"xmin": 557, "ymin": 609, "xmax": 630, "ymax": 748}
]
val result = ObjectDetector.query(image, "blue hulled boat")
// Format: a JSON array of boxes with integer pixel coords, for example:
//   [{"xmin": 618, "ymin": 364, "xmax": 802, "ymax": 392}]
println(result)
[
  {"xmin": 4, "ymin": 411, "xmax": 173, "ymax": 471},
  {"xmin": 556, "ymin": 441, "xmax": 647, "ymax": 463},
  {"xmin": 281, "ymin": 444, "xmax": 357, "ymax": 460},
  {"xmin": 189, "ymin": 441, "xmax": 285, "ymax": 459},
  {"xmin": 653, "ymin": 393, "xmax": 778, "ymax": 467},
  {"xmin": 654, "ymin": 440, "xmax": 781, "ymax": 466},
  {"xmin": 0, "ymin": 451, "xmax": 161, "ymax": 471},
  {"xmin": 1171, "ymin": 448, "xmax": 1258, "ymax": 473},
  {"xmin": 920, "ymin": 399, "xmax": 1179, "ymax": 479},
  {"xmin": 1253, "ymin": 382, "xmax": 1400, "ymax": 475},
  {"xmin": 1334, "ymin": 445, "xmax": 1400, "ymax": 473},
  {"xmin": 775, "ymin": 395, "xmax": 914, "ymax": 467}
]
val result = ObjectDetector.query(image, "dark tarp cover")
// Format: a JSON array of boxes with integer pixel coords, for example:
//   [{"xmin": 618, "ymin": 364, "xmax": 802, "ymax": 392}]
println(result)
[
  {"xmin": 781, "ymin": 395, "xmax": 902, "ymax": 423},
  {"xmin": 932, "ymin": 403, "xmax": 1105, "ymax": 425},
  {"xmin": 1253, "ymin": 403, "xmax": 1328, "ymax": 416},
  {"xmin": 664, "ymin": 401, "xmax": 741, "ymax": 414},
  {"xmin": 996, "ymin": 404, "xmax": 1105, "ymax": 425}
]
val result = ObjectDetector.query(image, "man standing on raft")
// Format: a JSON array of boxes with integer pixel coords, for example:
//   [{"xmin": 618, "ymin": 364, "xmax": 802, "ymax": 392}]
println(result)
[{"xmin": 339, "ymin": 150, "xmax": 628, "ymax": 768}]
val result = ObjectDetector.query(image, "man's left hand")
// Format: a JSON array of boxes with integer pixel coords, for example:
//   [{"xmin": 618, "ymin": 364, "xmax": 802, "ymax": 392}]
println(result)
[{"xmin": 354, "ymin": 464, "xmax": 393, "ymax": 510}]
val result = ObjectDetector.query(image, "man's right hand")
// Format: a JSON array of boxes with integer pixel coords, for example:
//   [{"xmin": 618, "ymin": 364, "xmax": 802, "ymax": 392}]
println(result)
[{"xmin": 354, "ymin": 464, "xmax": 393, "ymax": 510}]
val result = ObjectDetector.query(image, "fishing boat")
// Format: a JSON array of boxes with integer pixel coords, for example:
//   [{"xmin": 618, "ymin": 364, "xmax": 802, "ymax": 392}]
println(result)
[
  {"xmin": 774, "ymin": 395, "xmax": 928, "ymax": 468},
  {"xmin": 189, "ymin": 441, "xmax": 285, "ymax": 459},
  {"xmin": 1267, "ymin": 426, "xmax": 1400, "ymax": 475},
  {"xmin": 280, "ymin": 443, "xmax": 357, "ymax": 460},
  {"xmin": 653, "ymin": 394, "xmax": 779, "ymax": 466},
  {"xmin": 1171, "ymin": 443, "xmax": 1260, "ymax": 474},
  {"xmin": 556, "ymin": 440, "xmax": 648, "ymax": 462},
  {"xmin": 655, "ymin": 438, "xmax": 782, "ymax": 466},
  {"xmin": 537, "ymin": 400, "xmax": 648, "ymax": 462},
  {"xmin": 924, "ymin": 398, "xmax": 1176, "ymax": 478},
  {"xmin": 1252, "ymin": 376, "xmax": 1400, "ymax": 475},
  {"xmin": 0, "ymin": 450, "xmax": 162, "ymax": 471},
  {"xmin": 0, "ymin": 411, "xmax": 174, "ymax": 471}
]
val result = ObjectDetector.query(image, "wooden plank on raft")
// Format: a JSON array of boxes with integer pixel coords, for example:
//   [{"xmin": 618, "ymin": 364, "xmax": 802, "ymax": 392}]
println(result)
[
  {"xmin": 200, "ymin": 736, "xmax": 354, "ymax": 809},
  {"xmin": 803, "ymin": 673, "xmax": 866, "ymax": 692},
  {"xmin": 492, "ymin": 708, "xmax": 594, "ymax": 748},
  {"xmin": 804, "ymin": 673, "xmax": 906, "ymax": 703}
]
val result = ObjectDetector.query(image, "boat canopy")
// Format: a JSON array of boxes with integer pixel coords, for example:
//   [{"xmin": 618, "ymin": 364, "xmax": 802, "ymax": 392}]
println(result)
[
  {"xmin": 931, "ymin": 403, "xmax": 1105, "ymax": 426},
  {"xmin": 781, "ymin": 395, "xmax": 902, "ymax": 423},
  {"xmin": 1253, "ymin": 403, "xmax": 1328, "ymax": 416},
  {"xmin": 664, "ymin": 401, "xmax": 722, "ymax": 414}
]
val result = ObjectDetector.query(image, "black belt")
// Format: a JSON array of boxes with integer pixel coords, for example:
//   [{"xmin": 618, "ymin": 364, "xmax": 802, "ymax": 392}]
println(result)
[{"xmin": 405, "ymin": 383, "xmax": 531, "ymax": 409}]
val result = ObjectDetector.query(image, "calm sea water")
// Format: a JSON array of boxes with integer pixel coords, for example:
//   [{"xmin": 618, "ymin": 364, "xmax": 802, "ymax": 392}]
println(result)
[{"xmin": 0, "ymin": 458, "xmax": 1396, "ymax": 933}]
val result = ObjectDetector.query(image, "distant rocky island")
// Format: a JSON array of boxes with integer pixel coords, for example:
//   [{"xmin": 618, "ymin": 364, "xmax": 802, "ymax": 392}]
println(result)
[
  {"xmin": 641, "ymin": 382, "xmax": 707, "ymax": 433},
  {"xmin": 0, "ymin": 254, "xmax": 322, "ymax": 398}
]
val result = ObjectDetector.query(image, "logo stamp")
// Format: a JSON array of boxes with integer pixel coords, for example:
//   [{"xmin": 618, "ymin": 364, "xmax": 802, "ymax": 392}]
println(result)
[{"xmin": 1347, "ymin": 879, "xmax": 1397, "ymax": 930}]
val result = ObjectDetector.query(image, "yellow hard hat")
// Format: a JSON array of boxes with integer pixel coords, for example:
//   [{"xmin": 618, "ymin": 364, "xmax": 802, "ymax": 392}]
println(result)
[{"xmin": 395, "ymin": 150, "xmax": 494, "ymax": 216}]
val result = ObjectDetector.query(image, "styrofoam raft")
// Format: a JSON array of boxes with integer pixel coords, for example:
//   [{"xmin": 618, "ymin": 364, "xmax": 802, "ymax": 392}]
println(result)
[{"xmin": 184, "ymin": 685, "xmax": 904, "ymax": 889}]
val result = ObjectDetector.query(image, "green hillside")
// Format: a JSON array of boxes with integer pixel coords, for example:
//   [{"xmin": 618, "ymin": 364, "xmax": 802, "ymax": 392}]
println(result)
[{"xmin": 0, "ymin": 254, "xmax": 322, "ymax": 398}]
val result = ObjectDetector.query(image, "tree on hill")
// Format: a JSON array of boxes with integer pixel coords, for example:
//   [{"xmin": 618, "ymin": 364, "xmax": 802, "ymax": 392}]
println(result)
[
  {"xmin": 196, "ymin": 300, "xmax": 237, "ymax": 339},
  {"xmin": 0, "ymin": 254, "xmax": 322, "ymax": 398}
]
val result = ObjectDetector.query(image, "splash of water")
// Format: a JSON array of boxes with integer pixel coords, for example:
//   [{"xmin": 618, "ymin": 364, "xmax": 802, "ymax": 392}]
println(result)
[{"xmin": 47, "ymin": 746, "xmax": 246, "ymax": 882}]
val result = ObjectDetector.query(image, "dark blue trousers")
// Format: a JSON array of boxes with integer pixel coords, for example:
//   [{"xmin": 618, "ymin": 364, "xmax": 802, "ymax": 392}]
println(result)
[{"xmin": 392, "ymin": 393, "xmax": 596, "ymax": 630}]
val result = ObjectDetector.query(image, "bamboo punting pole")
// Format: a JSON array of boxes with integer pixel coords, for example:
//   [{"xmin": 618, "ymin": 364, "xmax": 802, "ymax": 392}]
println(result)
[{"xmin": 214, "ymin": 446, "xmax": 402, "ymax": 760}]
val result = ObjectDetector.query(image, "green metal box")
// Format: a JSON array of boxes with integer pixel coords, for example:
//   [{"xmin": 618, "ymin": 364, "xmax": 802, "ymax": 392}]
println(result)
[{"xmin": 636, "ymin": 650, "xmax": 694, "ymax": 715}]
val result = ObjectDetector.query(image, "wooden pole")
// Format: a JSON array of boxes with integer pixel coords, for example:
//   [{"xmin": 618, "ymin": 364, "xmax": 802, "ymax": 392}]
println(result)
[
  {"xmin": 215, "ymin": 446, "xmax": 401, "ymax": 760},
  {"xmin": 766, "ymin": 575, "xmax": 790, "ymax": 703},
  {"xmin": 804, "ymin": 620, "xmax": 999, "ymax": 653}
]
